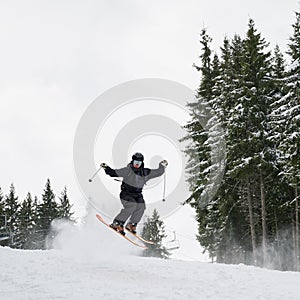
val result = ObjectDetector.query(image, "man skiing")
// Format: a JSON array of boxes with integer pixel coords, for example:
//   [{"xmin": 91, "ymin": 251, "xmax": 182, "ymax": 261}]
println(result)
[{"xmin": 100, "ymin": 152, "xmax": 168, "ymax": 235}]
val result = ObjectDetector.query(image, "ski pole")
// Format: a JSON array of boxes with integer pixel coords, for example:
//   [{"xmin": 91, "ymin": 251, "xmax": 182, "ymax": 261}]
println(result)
[
  {"xmin": 162, "ymin": 171, "xmax": 166, "ymax": 202},
  {"xmin": 88, "ymin": 166, "xmax": 103, "ymax": 182}
]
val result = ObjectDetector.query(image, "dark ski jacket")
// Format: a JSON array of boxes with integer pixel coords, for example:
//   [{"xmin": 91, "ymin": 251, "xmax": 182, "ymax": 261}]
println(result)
[{"xmin": 105, "ymin": 162, "xmax": 165, "ymax": 194}]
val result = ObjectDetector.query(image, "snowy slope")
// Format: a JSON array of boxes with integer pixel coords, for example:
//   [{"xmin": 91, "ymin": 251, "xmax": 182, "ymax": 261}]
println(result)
[
  {"xmin": 1, "ymin": 216, "xmax": 300, "ymax": 300},
  {"xmin": 1, "ymin": 246, "xmax": 300, "ymax": 300}
]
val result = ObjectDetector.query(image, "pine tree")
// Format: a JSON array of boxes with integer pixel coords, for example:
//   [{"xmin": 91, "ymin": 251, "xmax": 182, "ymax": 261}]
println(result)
[
  {"xmin": 58, "ymin": 187, "xmax": 74, "ymax": 220},
  {"xmin": 4, "ymin": 184, "xmax": 20, "ymax": 247},
  {"xmin": 141, "ymin": 209, "xmax": 170, "ymax": 259},
  {"xmin": 223, "ymin": 19, "xmax": 275, "ymax": 266},
  {"xmin": 184, "ymin": 28, "xmax": 223, "ymax": 208},
  {"xmin": 193, "ymin": 29, "xmax": 214, "ymax": 100},
  {"xmin": 15, "ymin": 193, "xmax": 36, "ymax": 249},
  {"xmin": 282, "ymin": 10, "xmax": 300, "ymax": 270},
  {"xmin": 183, "ymin": 29, "xmax": 227, "ymax": 261},
  {"xmin": 269, "ymin": 45, "xmax": 288, "ymax": 149},
  {"xmin": 276, "ymin": 12, "xmax": 300, "ymax": 189},
  {"xmin": 287, "ymin": 11, "xmax": 300, "ymax": 71},
  {"xmin": 0, "ymin": 187, "xmax": 5, "ymax": 228},
  {"xmin": 29, "ymin": 196, "xmax": 40, "ymax": 250},
  {"xmin": 0, "ymin": 187, "xmax": 9, "ymax": 244},
  {"xmin": 266, "ymin": 44, "xmax": 296, "ymax": 270},
  {"xmin": 205, "ymin": 35, "xmax": 253, "ymax": 264},
  {"xmin": 35, "ymin": 179, "xmax": 60, "ymax": 249}
]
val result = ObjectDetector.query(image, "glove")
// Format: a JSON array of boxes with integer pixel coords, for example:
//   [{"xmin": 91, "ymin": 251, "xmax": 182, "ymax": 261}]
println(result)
[
  {"xmin": 160, "ymin": 160, "xmax": 168, "ymax": 168},
  {"xmin": 100, "ymin": 163, "xmax": 108, "ymax": 169}
]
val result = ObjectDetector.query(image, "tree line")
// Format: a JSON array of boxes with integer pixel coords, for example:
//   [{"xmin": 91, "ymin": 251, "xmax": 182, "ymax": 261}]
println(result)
[
  {"xmin": 0, "ymin": 179, "xmax": 74, "ymax": 250},
  {"xmin": 184, "ymin": 12, "xmax": 300, "ymax": 271},
  {"xmin": 0, "ymin": 178, "xmax": 170, "ymax": 258}
]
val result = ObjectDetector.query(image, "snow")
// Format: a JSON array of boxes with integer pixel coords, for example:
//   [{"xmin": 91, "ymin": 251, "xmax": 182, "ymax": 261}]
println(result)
[
  {"xmin": 1, "ymin": 215, "xmax": 300, "ymax": 300},
  {"xmin": 286, "ymin": 58, "xmax": 300, "ymax": 72},
  {"xmin": 2, "ymin": 247, "xmax": 300, "ymax": 300}
]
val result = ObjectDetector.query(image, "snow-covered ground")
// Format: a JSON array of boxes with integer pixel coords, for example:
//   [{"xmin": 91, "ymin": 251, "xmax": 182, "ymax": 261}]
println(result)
[{"xmin": 1, "ymin": 215, "xmax": 300, "ymax": 300}]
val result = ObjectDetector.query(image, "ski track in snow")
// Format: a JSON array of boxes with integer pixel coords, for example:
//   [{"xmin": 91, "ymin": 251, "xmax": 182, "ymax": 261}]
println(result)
[{"xmin": 1, "ymin": 216, "xmax": 300, "ymax": 300}]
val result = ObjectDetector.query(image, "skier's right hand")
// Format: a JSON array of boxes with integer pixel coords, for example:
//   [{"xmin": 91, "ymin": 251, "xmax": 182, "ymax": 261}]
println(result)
[
  {"xmin": 160, "ymin": 160, "xmax": 168, "ymax": 168},
  {"xmin": 100, "ymin": 163, "xmax": 108, "ymax": 169}
]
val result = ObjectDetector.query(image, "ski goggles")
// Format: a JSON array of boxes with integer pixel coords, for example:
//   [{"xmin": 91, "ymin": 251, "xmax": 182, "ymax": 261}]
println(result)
[{"xmin": 133, "ymin": 160, "xmax": 142, "ymax": 167}]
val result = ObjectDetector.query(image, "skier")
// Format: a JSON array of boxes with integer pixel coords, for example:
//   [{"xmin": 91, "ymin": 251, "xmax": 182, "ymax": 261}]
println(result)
[{"xmin": 100, "ymin": 152, "xmax": 168, "ymax": 235}]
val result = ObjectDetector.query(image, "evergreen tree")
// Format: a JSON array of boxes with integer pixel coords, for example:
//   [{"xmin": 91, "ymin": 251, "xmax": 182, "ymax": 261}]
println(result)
[
  {"xmin": 266, "ymin": 44, "xmax": 296, "ymax": 270},
  {"xmin": 141, "ymin": 209, "xmax": 170, "ymax": 259},
  {"xmin": 35, "ymin": 179, "xmax": 60, "ymax": 249},
  {"xmin": 269, "ymin": 45, "xmax": 288, "ymax": 149},
  {"xmin": 216, "ymin": 19, "xmax": 277, "ymax": 266},
  {"xmin": 0, "ymin": 187, "xmax": 9, "ymax": 244},
  {"xmin": 193, "ymin": 29, "xmax": 214, "ymax": 100},
  {"xmin": 15, "ymin": 193, "xmax": 36, "ymax": 249},
  {"xmin": 283, "ymin": 11, "xmax": 300, "ymax": 191},
  {"xmin": 4, "ymin": 184, "xmax": 20, "ymax": 247},
  {"xmin": 58, "ymin": 187, "xmax": 74, "ymax": 220},
  {"xmin": 280, "ymin": 11, "xmax": 300, "ymax": 270},
  {"xmin": 0, "ymin": 187, "xmax": 5, "ymax": 228},
  {"xmin": 287, "ymin": 11, "xmax": 300, "ymax": 71},
  {"xmin": 29, "ymin": 196, "xmax": 40, "ymax": 250},
  {"xmin": 241, "ymin": 19, "xmax": 274, "ymax": 265},
  {"xmin": 275, "ymin": 12, "xmax": 300, "ymax": 190},
  {"xmin": 184, "ymin": 28, "xmax": 223, "ymax": 208},
  {"xmin": 183, "ymin": 28, "xmax": 227, "ymax": 261}
]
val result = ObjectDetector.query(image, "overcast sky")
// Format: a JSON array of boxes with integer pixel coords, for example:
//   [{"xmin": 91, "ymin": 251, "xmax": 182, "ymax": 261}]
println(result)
[{"xmin": 0, "ymin": 0, "xmax": 299, "ymax": 216}]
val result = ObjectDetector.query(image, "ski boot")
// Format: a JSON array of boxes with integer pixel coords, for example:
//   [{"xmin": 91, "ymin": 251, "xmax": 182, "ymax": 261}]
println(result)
[
  {"xmin": 110, "ymin": 221, "xmax": 125, "ymax": 236},
  {"xmin": 125, "ymin": 222, "xmax": 137, "ymax": 234}
]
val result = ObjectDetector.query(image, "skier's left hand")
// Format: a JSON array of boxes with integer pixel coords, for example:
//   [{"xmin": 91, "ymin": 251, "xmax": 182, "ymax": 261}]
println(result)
[
  {"xmin": 160, "ymin": 160, "xmax": 168, "ymax": 167},
  {"xmin": 100, "ymin": 162, "xmax": 108, "ymax": 169}
]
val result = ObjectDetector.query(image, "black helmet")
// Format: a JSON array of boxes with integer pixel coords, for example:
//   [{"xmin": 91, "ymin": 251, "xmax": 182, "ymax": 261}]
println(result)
[{"xmin": 132, "ymin": 152, "xmax": 144, "ymax": 162}]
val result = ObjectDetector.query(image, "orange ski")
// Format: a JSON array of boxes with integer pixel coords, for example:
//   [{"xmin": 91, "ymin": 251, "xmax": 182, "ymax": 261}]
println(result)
[
  {"xmin": 125, "ymin": 228, "xmax": 154, "ymax": 245},
  {"xmin": 95, "ymin": 214, "xmax": 148, "ymax": 249}
]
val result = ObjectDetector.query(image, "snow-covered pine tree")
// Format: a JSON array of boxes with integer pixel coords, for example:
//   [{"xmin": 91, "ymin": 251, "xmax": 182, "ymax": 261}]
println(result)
[
  {"xmin": 0, "ymin": 187, "xmax": 4, "ymax": 228},
  {"xmin": 35, "ymin": 179, "xmax": 60, "ymax": 249},
  {"xmin": 281, "ymin": 11, "xmax": 300, "ymax": 270},
  {"xmin": 183, "ymin": 28, "xmax": 231, "ymax": 262},
  {"xmin": 266, "ymin": 11, "xmax": 300, "ymax": 271},
  {"xmin": 141, "ymin": 209, "xmax": 169, "ymax": 259},
  {"xmin": 4, "ymin": 184, "xmax": 20, "ymax": 248},
  {"xmin": 58, "ymin": 187, "xmax": 74, "ymax": 220},
  {"xmin": 266, "ymin": 44, "xmax": 297, "ymax": 270},
  {"xmin": 0, "ymin": 187, "xmax": 8, "ymax": 244},
  {"xmin": 184, "ymin": 28, "xmax": 215, "ymax": 205},
  {"xmin": 269, "ymin": 45, "xmax": 288, "ymax": 149},
  {"xmin": 224, "ymin": 19, "xmax": 276, "ymax": 266},
  {"xmin": 277, "ymin": 11, "xmax": 300, "ymax": 190},
  {"xmin": 29, "ymin": 196, "xmax": 40, "ymax": 250},
  {"xmin": 195, "ymin": 32, "xmax": 255, "ymax": 264},
  {"xmin": 15, "ymin": 192, "xmax": 36, "ymax": 249},
  {"xmin": 40, "ymin": 186, "xmax": 75, "ymax": 249}
]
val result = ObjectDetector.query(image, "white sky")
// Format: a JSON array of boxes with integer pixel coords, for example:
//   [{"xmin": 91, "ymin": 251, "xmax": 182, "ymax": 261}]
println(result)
[{"xmin": 0, "ymin": 0, "xmax": 299, "ymax": 251}]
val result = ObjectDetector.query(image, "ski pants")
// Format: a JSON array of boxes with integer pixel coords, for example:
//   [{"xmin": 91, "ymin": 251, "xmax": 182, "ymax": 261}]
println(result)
[{"xmin": 114, "ymin": 191, "xmax": 146, "ymax": 225}]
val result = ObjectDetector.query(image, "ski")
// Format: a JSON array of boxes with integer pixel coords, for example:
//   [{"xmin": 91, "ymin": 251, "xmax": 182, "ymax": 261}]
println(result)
[
  {"xmin": 95, "ymin": 214, "xmax": 148, "ymax": 249},
  {"xmin": 125, "ymin": 228, "xmax": 154, "ymax": 245}
]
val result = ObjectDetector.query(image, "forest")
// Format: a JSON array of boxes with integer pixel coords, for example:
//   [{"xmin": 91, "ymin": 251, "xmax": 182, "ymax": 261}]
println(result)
[
  {"xmin": 184, "ymin": 12, "xmax": 300, "ymax": 271},
  {"xmin": 0, "ymin": 179, "xmax": 73, "ymax": 249}
]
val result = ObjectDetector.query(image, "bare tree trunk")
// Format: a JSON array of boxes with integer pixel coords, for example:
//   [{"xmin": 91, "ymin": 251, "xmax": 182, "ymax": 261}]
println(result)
[
  {"xmin": 295, "ymin": 186, "xmax": 299, "ymax": 271},
  {"xmin": 247, "ymin": 178, "xmax": 257, "ymax": 265},
  {"xmin": 292, "ymin": 217, "xmax": 296, "ymax": 270},
  {"xmin": 260, "ymin": 170, "xmax": 267, "ymax": 267},
  {"xmin": 274, "ymin": 209, "xmax": 282, "ymax": 269}
]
